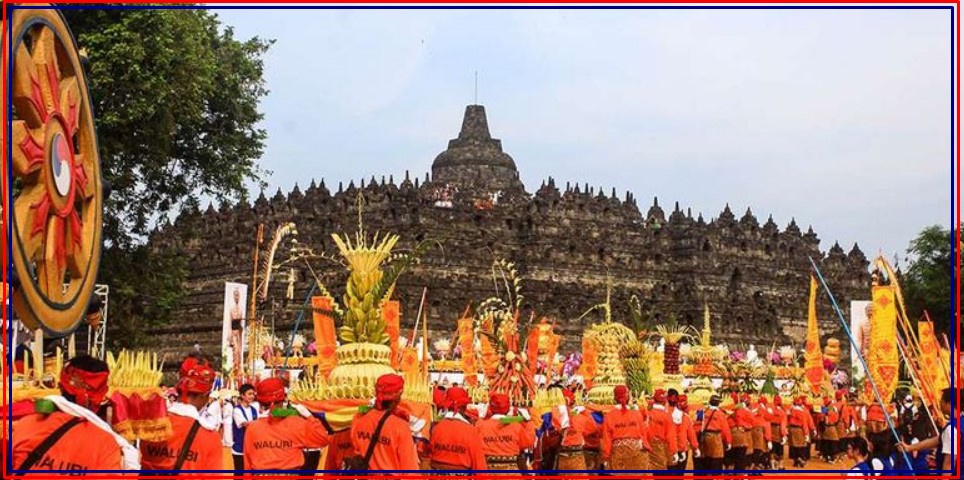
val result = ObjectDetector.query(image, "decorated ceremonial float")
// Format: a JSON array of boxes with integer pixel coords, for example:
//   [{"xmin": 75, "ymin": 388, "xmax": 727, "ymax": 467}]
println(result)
[{"xmin": 282, "ymin": 213, "xmax": 434, "ymax": 430}]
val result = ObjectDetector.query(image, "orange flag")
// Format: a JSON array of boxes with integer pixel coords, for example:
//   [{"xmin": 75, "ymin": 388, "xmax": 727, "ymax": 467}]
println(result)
[
  {"xmin": 382, "ymin": 300, "xmax": 401, "ymax": 369},
  {"xmin": 804, "ymin": 275, "xmax": 824, "ymax": 393},
  {"xmin": 457, "ymin": 318, "xmax": 477, "ymax": 386},
  {"xmin": 312, "ymin": 297, "xmax": 338, "ymax": 379},
  {"xmin": 578, "ymin": 335, "xmax": 598, "ymax": 380},
  {"xmin": 400, "ymin": 347, "xmax": 419, "ymax": 380}
]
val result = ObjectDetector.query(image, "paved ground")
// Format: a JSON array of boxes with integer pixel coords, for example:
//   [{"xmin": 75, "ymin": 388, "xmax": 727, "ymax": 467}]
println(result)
[{"xmin": 222, "ymin": 448, "xmax": 849, "ymax": 475}]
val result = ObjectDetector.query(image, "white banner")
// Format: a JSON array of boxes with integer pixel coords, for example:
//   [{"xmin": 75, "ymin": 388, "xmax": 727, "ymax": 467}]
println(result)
[
  {"xmin": 850, "ymin": 300, "xmax": 872, "ymax": 380},
  {"xmin": 223, "ymin": 282, "xmax": 248, "ymax": 376}
]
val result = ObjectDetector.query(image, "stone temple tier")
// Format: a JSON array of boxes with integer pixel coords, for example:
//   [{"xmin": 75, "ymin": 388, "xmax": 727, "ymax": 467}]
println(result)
[{"xmin": 147, "ymin": 105, "xmax": 869, "ymax": 368}]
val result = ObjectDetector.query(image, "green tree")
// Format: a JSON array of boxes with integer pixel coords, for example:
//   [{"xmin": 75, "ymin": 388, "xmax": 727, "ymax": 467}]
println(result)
[
  {"xmin": 903, "ymin": 224, "xmax": 961, "ymax": 336},
  {"xmin": 60, "ymin": 8, "xmax": 272, "ymax": 347}
]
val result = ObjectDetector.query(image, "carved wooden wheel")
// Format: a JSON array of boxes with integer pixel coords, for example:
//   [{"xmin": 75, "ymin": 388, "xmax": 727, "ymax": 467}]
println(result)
[{"xmin": 9, "ymin": 8, "xmax": 103, "ymax": 336}]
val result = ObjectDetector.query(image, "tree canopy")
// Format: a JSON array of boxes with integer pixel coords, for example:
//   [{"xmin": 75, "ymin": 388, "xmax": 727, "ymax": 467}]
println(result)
[
  {"xmin": 902, "ymin": 224, "xmax": 960, "ymax": 336},
  {"xmin": 60, "ymin": 8, "xmax": 272, "ymax": 346}
]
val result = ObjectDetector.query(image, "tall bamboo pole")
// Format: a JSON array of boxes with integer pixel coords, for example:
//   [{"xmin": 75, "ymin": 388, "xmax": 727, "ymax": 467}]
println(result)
[{"xmin": 246, "ymin": 224, "xmax": 264, "ymax": 381}]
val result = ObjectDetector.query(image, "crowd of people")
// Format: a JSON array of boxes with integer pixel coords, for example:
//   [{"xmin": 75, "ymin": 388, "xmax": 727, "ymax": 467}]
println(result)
[{"xmin": 9, "ymin": 352, "xmax": 960, "ymax": 476}]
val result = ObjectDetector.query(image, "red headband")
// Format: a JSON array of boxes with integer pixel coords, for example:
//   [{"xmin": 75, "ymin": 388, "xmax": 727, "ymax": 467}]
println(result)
[
  {"xmin": 446, "ymin": 387, "xmax": 471, "ymax": 410},
  {"xmin": 653, "ymin": 389, "xmax": 667, "ymax": 403},
  {"xmin": 177, "ymin": 358, "xmax": 215, "ymax": 395},
  {"xmin": 614, "ymin": 385, "xmax": 630, "ymax": 407},
  {"xmin": 375, "ymin": 374, "xmax": 405, "ymax": 405},
  {"xmin": 59, "ymin": 365, "xmax": 109, "ymax": 409},
  {"xmin": 256, "ymin": 377, "xmax": 287, "ymax": 405},
  {"xmin": 489, "ymin": 393, "xmax": 510, "ymax": 416}
]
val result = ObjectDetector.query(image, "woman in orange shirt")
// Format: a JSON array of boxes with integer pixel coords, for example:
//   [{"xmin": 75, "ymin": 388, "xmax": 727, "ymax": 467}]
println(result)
[
  {"xmin": 601, "ymin": 385, "xmax": 650, "ymax": 471},
  {"xmin": 242, "ymin": 377, "xmax": 330, "ymax": 472}
]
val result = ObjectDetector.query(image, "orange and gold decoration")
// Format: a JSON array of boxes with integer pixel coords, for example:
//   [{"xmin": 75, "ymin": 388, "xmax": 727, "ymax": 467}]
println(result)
[
  {"xmin": 312, "ymin": 296, "xmax": 339, "ymax": 379},
  {"xmin": 457, "ymin": 314, "xmax": 478, "ymax": 386},
  {"xmin": 9, "ymin": 7, "xmax": 104, "ymax": 336},
  {"xmin": 106, "ymin": 350, "xmax": 171, "ymax": 443},
  {"xmin": 865, "ymin": 285, "xmax": 899, "ymax": 405},
  {"xmin": 803, "ymin": 275, "xmax": 825, "ymax": 394}
]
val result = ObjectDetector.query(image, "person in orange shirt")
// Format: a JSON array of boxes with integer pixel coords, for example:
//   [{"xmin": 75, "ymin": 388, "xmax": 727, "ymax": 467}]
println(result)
[
  {"xmin": 569, "ymin": 394, "xmax": 603, "ymax": 470},
  {"xmin": 349, "ymin": 373, "xmax": 420, "ymax": 473},
  {"xmin": 725, "ymin": 393, "xmax": 754, "ymax": 471},
  {"xmin": 12, "ymin": 354, "xmax": 139, "ymax": 473},
  {"xmin": 601, "ymin": 385, "xmax": 650, "ymax": 471},
  {"xmin": 140, "ymin": 355, "xmax": 223, "ymax": 472},
  {"xmin": 324, "ymin": 429, "xmax": 355, "ymax": 473},
  {"xmin": 698, "ymin": 393, "xmax": 732, "ymax": 471},
  {"xmin": 671, "ymin": 394, "xmax": 698, "ymax": 472},
  {"xmin": 767, "ymin": 396, "xmax": 789, "ymax": 470},
  {"xmin": 476, "ymin": 393, "xmax": 532, "ymax": 471},
  {"xmin": 838, "ymin": 391, "xmax": 858, "ymax": 441},
  {"xmin": 820, "ymin": 395, "xmax": 842, "ymax": 463},
  {"xmin": 787, "ymin": 396, "xmax": 815, "ymax": 468},
  {"xmin": 647, "ymin": 389, "xmax": 679, "ymax": 471},
  {"xmin": 429, "ymin": 386, "xmax": 487, "ymax": 471},
  {"xmin": 551, "ymin": 387, "xmax": 589, "ymax": 470},
  {"xmin": 865, "ymin": 400, "xmax": 890, "ymax": 435},
  {"xmin": 749, "ymin": 396, "xmax": 773, "ymax": 470},
  {"xmin": 242, "ymin": 376, "xmax": 329, "ymax": 472}
]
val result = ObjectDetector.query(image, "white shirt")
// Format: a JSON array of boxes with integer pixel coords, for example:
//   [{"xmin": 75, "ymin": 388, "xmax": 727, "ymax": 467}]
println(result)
[
  {"xmin": 941, "ymin": 422, "xmax": 955, "ymax": 455},
  {"xmin": 221, "ymin": 402, "xmax": 234, "ymax": 447}
]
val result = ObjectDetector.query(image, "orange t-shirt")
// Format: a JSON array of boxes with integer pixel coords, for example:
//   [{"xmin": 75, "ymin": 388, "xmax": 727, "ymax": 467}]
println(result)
[
  {"xmin": 324, "ymin": 429, "xmax": 354, "ymax": 470},
  {"xmin": 571, "ymin": 409, "xmax": 601, "ymax": 449},
  {"xmin": 140, "ymin": 412, "xmax": 223, "ymax": 471},
  {"xmin": 550, "ymin": 408, "xmax": 585, "ymax": 447},
  {"xmin": 477, "ymin": 417, "xmax": 533, "ymax": 457},
  {"xmin": 12, "ymin": 412, "xmax": 121, "ymax": 472},
  {"xmin": 600, "ymin": 407, "xmax": 650, "ymax": 460},
  {"xmin": 788, "ymin": 406, "xmax": 815, "ymax": 435},
  {"xmin": 243, "ymin": 415, "xmax": 329, "ymax": 470},
  {"xmin": 351, "ymin": 408, "xmax": 420, "ymax": 472},
  {"xmin": 429, "ymin": 416, "xmax": 487, "ymax": 470},
  {"xmin": 866, "ymin": 404, "xmax": 888, "ymax": 422},
  {"xmin": 840, "ymin": 404, "xmax": 856, "ymax": 430},
  {"xmin": 750, "ymin": 408, "xmax": 772, "ymax": 441},
  {"xmin": 675, "ymin": 410, "xmax": 698, "ymax": 452},
  {"xmin": 767, "ymin": 406, "xmax": 788, "ymax": 437},
  {"xmin": 647, "ymin": 406, "xmax": 678, "ymax": 453},
  {"xmin": 731, "ymin": 407, "xmax": 756, "ymax": 430},
  {"xmin": 700, "ymin": 407, "xmax": 733, "ymax": 446}
]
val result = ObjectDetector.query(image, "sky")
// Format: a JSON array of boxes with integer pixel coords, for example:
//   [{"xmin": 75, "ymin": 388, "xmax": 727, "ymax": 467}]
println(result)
[{"xmin": 214, "ymin": 7, "xmax": 954, "ymax": 264}]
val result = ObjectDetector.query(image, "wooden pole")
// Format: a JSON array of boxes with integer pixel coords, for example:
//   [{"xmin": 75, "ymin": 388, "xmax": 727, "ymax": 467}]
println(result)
[
  {"xmin": 246, "ymin": 224, "xmax": 264, "ymax": 381},
  {"xmin": 409, "ymin": 287, "xmax": 428, "ymax": 346}
]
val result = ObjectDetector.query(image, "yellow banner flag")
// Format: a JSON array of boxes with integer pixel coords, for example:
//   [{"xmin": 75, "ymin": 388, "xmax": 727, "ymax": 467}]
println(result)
[
  {"xmin": 918, "ymin": 321, "xmax": 949, "ymax": 408},
  {"xmin": 804, "ymin": 275, "xmax": 824, "ymax": 393},
  {"xmin": 866, "ymin": 286, "xmax": 899, "ymax": 404}
]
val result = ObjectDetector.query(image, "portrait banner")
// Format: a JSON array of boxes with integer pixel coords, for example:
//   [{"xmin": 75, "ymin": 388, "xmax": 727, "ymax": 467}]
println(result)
[{"xmin": 223, "ymin": 282, "xmax": 248, "ymax": 379}]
